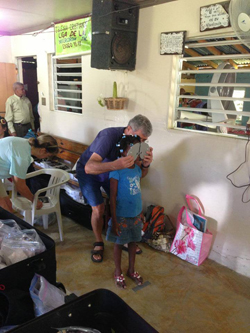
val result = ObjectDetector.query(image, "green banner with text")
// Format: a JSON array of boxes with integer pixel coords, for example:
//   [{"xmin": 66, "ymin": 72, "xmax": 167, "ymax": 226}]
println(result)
[{"xmin": 55, "ymin": 17, "xmax": 91, "ymax": 56}]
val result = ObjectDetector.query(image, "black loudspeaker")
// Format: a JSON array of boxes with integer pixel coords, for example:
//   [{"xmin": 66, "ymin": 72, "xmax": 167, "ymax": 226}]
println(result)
[{"xmin": 91, "ymin": 0, "xmax": 139, "ymax": 71}]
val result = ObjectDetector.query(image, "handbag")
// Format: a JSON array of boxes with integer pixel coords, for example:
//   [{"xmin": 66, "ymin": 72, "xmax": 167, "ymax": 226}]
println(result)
[{"xmin": 170, "ymin": 195, "xmax": 213, "ymax": 266}]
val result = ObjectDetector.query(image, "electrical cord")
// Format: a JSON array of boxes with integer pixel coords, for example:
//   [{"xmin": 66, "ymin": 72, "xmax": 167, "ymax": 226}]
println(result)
[
  {"xmin": 241, "ymin": 185, "xmax": 250, "ymax": 204},
  {"xmin": 226, "ymin": 126, "xmax": 250, "ymax": 203}
]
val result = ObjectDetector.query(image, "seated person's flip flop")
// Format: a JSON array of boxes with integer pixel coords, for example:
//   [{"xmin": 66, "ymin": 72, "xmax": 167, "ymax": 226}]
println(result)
[
  {"xmin": 91, "ymin": 241, "xmax": 104, "ymax": 263},
  {"xmin": 122, "ymin": 243, "xmax": 142, "ymax": 254}
]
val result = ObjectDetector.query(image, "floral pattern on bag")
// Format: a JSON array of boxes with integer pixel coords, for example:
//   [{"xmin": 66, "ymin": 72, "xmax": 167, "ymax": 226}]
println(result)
[
  {"xmin": 174, "ymin": 239, "xmax": 187, "ymax": 254},
  {"xmin": 173, "ymin": 227, "xmax": 196, "ymax": 255},
  {"xmin": 186, "ymin": 227, "xmax": 196, "ymax": 251}
]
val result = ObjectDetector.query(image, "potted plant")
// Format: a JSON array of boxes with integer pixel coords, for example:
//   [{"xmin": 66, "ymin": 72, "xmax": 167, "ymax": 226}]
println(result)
[{"xmin": 104, "ymin": 82, "xmax": 128, "ymax": 110}]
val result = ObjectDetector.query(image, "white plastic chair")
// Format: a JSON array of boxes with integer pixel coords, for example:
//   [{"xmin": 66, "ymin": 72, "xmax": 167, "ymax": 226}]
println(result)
[
  {"xmin": 1, "ymin": 178, "xmax": 13, "ymax": 192},
  {"xmin": 11, "ymin": 168, "xmax": 70, "ymax": 241}
]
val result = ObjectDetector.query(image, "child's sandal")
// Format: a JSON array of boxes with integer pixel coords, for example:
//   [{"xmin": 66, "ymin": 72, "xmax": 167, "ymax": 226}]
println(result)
[
  {"xmin": 114, "ymin": 273, "xmax": 126, "ymax": 289},
  {"xmin": 126, "ymin": 271, "xmax": 143, "ymax": 285}
]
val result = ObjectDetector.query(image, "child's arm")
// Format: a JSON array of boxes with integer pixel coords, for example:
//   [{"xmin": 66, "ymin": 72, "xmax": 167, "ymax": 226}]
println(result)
[{"xmin": 110, "ymin": 177, "xmax": 120, "ymax": 236}]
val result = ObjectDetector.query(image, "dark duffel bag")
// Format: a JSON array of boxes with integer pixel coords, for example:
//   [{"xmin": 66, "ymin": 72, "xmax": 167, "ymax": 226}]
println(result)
[
  {"xmin": 9, "ymin": 288, "xmax": 158, "ymax": 333},
  {"xmin": 60, "ymin": 190, "xmax": 92, "ymax": 230}
]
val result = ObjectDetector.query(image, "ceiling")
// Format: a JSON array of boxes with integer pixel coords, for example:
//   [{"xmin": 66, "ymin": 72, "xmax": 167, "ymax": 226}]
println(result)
[{"xmin": 0, "ymin": 0, "xmax": 175, "ymax": 36}]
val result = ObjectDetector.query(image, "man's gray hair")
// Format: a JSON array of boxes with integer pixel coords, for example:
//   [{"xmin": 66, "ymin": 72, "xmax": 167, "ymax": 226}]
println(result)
[
  {"xmin": 13, "ymin": 82, "xmax": 24, "ymax": 91},
  {"xmin": 128, "ymin": 114, "xmax": 153, "ymax": 137}
]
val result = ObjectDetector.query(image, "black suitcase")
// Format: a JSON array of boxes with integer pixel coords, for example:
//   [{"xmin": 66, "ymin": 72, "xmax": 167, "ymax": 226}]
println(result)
[
  {"xmin": 9, "ymin": 288, "xmax": 158, "ymax": 333},
  {"xmin": 0, "ymin": 207, "xmax": 57, "ymax": 292},
  {"xmin": 60, "ymin": 189, "xmax": 92, "ymax": 230}
]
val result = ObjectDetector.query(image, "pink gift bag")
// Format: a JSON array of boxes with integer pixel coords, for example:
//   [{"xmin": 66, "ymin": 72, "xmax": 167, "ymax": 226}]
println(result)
[{"xmin": 170, "ymin": 195, "xmax": 213, "ymax": 266}]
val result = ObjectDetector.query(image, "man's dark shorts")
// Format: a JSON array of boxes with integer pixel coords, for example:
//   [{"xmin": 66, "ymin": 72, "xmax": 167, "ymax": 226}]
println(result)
[{"xmin": 77, "ymin": 171, "xmax": 110, "ymax": 207}]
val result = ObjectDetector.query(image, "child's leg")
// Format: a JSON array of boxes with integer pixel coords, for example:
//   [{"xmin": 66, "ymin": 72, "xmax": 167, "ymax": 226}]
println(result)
[
  {"xmin": 114, "ymin": 244, "xmax": 123, "ymax": 276},
  {"xmin": 127, "ymin": 242, "xmax": 143, "ymax": 285},
  {"xmin": 127, "ymin": 242, "xmax": 136, "ymax": 275},
  {"xmin": 114, "ymin": 244, "xmax": 126, "ymax": 289}
]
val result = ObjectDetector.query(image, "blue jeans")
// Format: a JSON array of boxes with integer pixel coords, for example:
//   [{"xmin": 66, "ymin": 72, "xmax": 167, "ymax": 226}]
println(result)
[{"xmin": 77, "ymin": 171, "xmax": 110, "ymax": 207}]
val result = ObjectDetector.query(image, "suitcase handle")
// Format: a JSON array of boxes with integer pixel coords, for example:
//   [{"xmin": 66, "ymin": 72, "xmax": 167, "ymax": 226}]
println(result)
[{"xmin": 27, "ymin": 258, "xmax": 46, "ymax": 272}]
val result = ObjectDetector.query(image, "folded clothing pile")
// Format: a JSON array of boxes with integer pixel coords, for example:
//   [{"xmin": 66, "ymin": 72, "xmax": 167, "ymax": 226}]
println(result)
[
  {"xmin": 34, "ymin": 159, "xmax": 71, "ymax": 172},
  {"xmin": 61, "ymin": 183, "xmax": 86, "ymax": 204}
]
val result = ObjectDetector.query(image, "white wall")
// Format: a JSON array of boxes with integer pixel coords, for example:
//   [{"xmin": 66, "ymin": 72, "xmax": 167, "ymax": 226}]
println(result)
[
  {"xmin": 10, "ymin": 0, "xmax": 250, "ymax": 277},
  {"xmin": 0, "ymin": 37, "xmax": 12, "ymax": 62}
]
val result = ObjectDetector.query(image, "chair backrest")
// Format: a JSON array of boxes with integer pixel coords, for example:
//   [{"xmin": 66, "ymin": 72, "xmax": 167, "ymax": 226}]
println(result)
[
  {"xmin": 11, "ymin": 168, "xmax": 71, "ymax": 202},
  {"xmin": 41, "ymin": 169, "xmax": 71, "ymax": 198}
]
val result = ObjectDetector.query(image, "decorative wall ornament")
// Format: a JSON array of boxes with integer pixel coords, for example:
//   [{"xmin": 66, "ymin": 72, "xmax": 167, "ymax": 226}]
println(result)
[
  {"xmin": 160, "ymin": 31, "xmax": 186, "ymax": 55},
  {"xmin": 200, "ymin": 2, "xmax": 230, "ymax": 32}
]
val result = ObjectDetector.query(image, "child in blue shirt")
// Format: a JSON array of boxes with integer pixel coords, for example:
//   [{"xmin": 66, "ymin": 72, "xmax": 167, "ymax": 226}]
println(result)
[{"xmin": 106, "ymin": 135, "xmax": 145, "ymax": 289}]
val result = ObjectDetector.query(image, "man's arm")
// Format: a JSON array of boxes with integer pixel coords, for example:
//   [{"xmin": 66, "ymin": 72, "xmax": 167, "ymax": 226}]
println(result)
[
  {"xmin": 13, "ymin": 177, "xmax": 43, "ymax": 209},
  {"xmin": 85, "ymin": 152, "xmax": 135, "ymax": 175},
  {"xmin": 5, "ymin": 98, "xmax": 16, "ymax": 135}
]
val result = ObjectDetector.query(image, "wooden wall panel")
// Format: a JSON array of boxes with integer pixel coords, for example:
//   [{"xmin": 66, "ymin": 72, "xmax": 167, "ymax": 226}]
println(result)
[
  {"xmin": 0, "ymin": 63, "xmax": 7, "ymax": 113},
  {"xmin": 0, "ymin": 63, "xmax": 17, "ymax": 115},
  {"xmin": 6, "ymin": 63, "xmax": 17, "ymax": 97}
]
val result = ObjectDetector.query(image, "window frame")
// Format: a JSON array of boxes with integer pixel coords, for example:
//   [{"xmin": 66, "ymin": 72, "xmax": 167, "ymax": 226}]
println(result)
[
  {"xmin": 51, "ymin": 55, "xmax": 84, "ymax": 114},
  {"xmin": 172, "ymin": 34, "xmax": 250, "ymax": 138}
]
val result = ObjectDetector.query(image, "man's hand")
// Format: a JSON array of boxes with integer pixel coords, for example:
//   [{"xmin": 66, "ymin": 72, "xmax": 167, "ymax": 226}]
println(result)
[
  {"xmin": 113, "ymin": 155, "xmax": 135, "ymax": 170},
  {"xmin": 142, "ymin": 147, "xmax": 153, "ymax": 167},
  {"xmin": 11, "ymin": 132, "xmax": 17, "ymax": 136},
  {"xmin": 85, "ymin": 153, "xmax": 135, "ymax": 174}
]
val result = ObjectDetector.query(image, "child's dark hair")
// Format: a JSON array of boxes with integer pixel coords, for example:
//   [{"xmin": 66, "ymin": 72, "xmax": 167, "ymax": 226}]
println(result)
[{"xmin": 116, "ymin": 135, "xmax": 140, "ymax": 157}]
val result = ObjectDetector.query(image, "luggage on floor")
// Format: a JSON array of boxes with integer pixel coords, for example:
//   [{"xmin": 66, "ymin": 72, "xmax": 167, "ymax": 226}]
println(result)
[
  {"xmin": 9, "ymin": 288, "xmax": 158, "ymax": 333},
  {"xmin": 60, "ymin": 189, "xmax": 92, "ymax": 230},
  {"xmin": 0, "ymin": 207, "xmax": 57, "ymax": 292}
]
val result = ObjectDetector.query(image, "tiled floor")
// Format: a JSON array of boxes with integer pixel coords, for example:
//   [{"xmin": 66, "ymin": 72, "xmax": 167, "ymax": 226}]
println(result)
[{"xmin": 36, "ymin": 216, "xmax": 250, "ymax": 333}]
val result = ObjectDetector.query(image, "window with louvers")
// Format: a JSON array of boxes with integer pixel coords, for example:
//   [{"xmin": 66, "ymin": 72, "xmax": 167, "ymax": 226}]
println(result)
[
  {"xmin": 173, "ymin": 35, "xmax": 250, "ymax": 138},
  {"xmin": 53, "ymin": 57, "xmax": 82, "ymax": 113}
]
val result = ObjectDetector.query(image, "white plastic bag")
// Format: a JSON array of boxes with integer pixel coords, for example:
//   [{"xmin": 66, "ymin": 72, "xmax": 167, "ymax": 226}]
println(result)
[
  {"xmin": 29, "ymin": 274, "xmax": 66, "ymax": 316},
  {"xmin": 0, "ymin": 219, "xmax": 21, "ymax": 248},
  {"xmin": 1, "ymin": 229, "xmax": 46, "ymax": 266}
]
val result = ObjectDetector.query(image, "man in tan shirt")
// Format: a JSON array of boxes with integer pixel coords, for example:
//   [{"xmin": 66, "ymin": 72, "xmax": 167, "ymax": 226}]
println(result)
[{"xmin": 5, "ymin": 82, "xmax": 35, "ymax": 137}]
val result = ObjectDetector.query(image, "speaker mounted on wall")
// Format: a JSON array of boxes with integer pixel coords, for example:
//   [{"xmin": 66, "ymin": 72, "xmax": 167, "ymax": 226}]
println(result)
[{"xmin": 91, "ymin": 0, "xmax": 139, "ymax": 71}]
